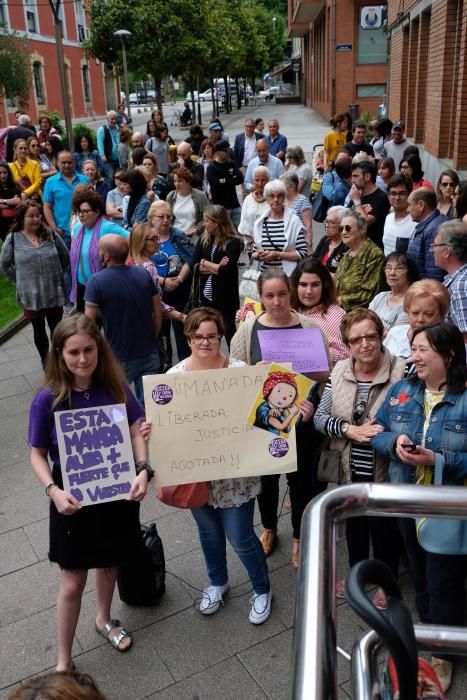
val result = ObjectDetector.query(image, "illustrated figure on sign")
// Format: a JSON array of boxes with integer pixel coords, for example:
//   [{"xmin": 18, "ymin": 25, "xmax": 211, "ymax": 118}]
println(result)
[
  {"xmin": 240, "ymin": 301, "xmax": 258, "ymax": 324},
  {"xmin": 254, "ymin": 371, "xmax": 299, "ymax": 436}
]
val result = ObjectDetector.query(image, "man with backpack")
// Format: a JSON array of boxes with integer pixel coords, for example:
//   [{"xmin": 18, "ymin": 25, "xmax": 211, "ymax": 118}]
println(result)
[{"xmin": 96, "ymin": 111, "xmax": 121, "ymax": 186}]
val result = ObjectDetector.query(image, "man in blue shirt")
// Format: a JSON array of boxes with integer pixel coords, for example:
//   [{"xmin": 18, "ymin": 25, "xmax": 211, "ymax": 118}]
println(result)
[
  {"xmin": 96, "ymin": 110, "xmax": 121, "ymax": 185},
  {"xmin": 264, "ymin": 119, "xmax": 287, "ymax": 162},
  {"xmin": 85, "ymin": 235, "xmax": 162, "ymax": 405},
  {"xmin": 244, "ymin": 140, "xmax": 284, "ymax": 192}
]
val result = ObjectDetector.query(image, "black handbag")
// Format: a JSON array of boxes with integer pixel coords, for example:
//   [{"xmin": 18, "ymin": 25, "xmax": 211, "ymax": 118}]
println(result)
[
  {"xmin": 183, "ymin": 262, "xmax": 202, "ymax": 313},
  {"xmin": 117, "ymin": 522, "xmax": 166, "ymax": 606}
]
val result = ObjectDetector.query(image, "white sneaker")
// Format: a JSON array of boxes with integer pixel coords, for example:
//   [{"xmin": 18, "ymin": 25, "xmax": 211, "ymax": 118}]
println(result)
[
  {"xmin": 199, "ymin": 583, "xmax": 230, "ymax": 615},
  {"xmin": 249, "ymin": 589, "xmax": 272, "ymax": 625}
]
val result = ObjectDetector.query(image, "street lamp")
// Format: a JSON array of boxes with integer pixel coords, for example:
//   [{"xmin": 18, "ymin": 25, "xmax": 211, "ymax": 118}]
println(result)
[
  {"xmin": 272, "ymin": 16, "xmax": 277, "ymax": 30},
  {"xmin": 114, "ymin": 29, "xmax": 132, "ymax": 121}
]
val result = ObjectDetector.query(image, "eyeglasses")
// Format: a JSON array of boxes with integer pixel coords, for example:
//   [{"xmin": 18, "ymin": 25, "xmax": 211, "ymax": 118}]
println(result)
[
  {"xmin": 189, "ymin": 334, "xmax": 220, "ymax": 345},
  {"xmin": 429, "ymin": 243, "xmax": 449, "ymax": 251},
  {"xmin": 389, "ymin": 191, "xmax": 408, "ymax": 198},
  {"xmin": 385, "ymin": 265, "xmax": 407, "ymax": 273},
  {"xmin": 60, "ymin": 161, "xmax": 73, "ymax": 165},
  {"xmin": 78, "ymin": 209, "xmax": 93, "ymax": 216},
  {"xmin": 347, "ymin": 332, "xmax": 380, "ymax": 347},
  {"xmin": 338, "ymin": 224, "xmax": 353, "ymax": 233},
  {"xmin": 440, "ymin": 182, "xmax": 455, "ymax": 188},
  {"xmin": 352, "ymin": 401, "xmax": 367, "ymax": 424},
  {"xmin": 145, "ymin": 235, "xmax": 158, "ymax": 242},
  {"xmin": 152, "ymin": 214, "xmax": 171, "ymax": 220}
]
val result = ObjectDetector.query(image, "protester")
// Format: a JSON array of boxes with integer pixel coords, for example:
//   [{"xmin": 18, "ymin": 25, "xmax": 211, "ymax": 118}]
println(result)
[
  {"xmin": 400, "ymin": 154, "xmax": 433, "ymax": 191},
  {"xmin": 28, "ymin": 314, "xmax": 151, "ymax": 672},
  {"xmin": 121, "ymin": 169, "xmax": 152, "ymax": 229},
  {"xmin": 166, "ymin": 166, "xmax": 209, "ymax": 237},
  {"xmin": 282, "ymin": 171, "xmax": 313, "ymax": 253},
  {"xmin": 0, "ymin": 200, "xmax": 69, "ymax": 368},
  {"xmin": 312, "ymin": 206, "xmax": 349, "ymax": 273},
  {"xmin": 0, "ymin": 160, "xmax": 21, "ymax": 241},
  {"xmin": 377, "ymin": 156, "xmax": 395, "ymax": 191},
  {"xmin": 9, "ymin": 139, "xmax": 42, "ymax": 200},
  {"xmin": 81, "ymin": 160, "xmax": 109, "ymax": 202},
  {"xmin": 284, "ymin": 145, "xmax": 312, "ymax": 194},
  {"xmin": 73, "ymin": 134, "xmax": 103, "ymax": 175},
  {"xmin": 105, "ymin": 169, "xmax": 129, "ymax": 223},
  {"xmin": 321, "ymin": 152, "xmax": 352, "ymax": 207},
  {"xmin": 369, "ymin": 252, "xmax": 418, "ymax": 333},
  {"xmin": 27, "ymin": 135, "xmax": 57, "ymax": 183},
  {"xmin": 436, "ymin": 169, "xmax": 459, "ymax": 218},
  {"xmin": 238, "ymin": 166, "xmax": 269, "ymax": 249},
  {"xmin": 372, "ymin": 321, "xmax": 467, "ymax": 692},
  {"xmin": 314, "ymin": 308, "xmax": 405, "ymax": 605},
  {"xmin": 382, "ymin": 174, "xmax": 414, "ymax": 255},
  {"xmin": 323, "ymin": 114, "xmax": 347, "ymax": 171}
]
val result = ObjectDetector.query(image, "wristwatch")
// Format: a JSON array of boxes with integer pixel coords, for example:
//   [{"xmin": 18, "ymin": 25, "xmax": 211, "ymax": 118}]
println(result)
[
  {"xmin": 135, "ymin": 460, "xmax": 155, "ymax": 483},
  {"xmin": 341, "ymin": 422, "xmax": 350, "ymax": 436},
  {"xmin": 353, "ymin": 200, "xmax": 362, "ymax": 208}
]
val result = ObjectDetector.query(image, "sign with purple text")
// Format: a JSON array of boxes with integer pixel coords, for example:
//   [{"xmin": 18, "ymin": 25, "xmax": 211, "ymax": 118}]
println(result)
[
  {"xmin": 258, "ymin": 327, "xmax": 329, "ymax": 375},
  {"xmin": 144, "ymin": 365, "xmax": 298, "ymax": 488},
  {"xmin": 54, "ymin": 404, "xmax": 136, "ymax": 507}
]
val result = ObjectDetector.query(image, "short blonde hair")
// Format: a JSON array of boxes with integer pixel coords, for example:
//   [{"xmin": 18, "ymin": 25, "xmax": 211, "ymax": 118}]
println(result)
[
  {"xmin": 148, "ymin": 199, "xmax": 171, "ymax": 221},
  {"xmin": 403, "ymin": 279, "xmax": 450, "ymax": 316}
]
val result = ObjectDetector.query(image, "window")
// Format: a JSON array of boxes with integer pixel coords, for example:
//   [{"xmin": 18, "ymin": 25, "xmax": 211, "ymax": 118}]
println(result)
[
  {"xmin": 0, "ymin": 1, "xmax": 9, "ymax": 26},
  {"xmin": 75, "ymin": 0, "xmax": 86, "ymax": 42},
  {"xmin": 25, "ymin": 0, "xmax": 39, "ymax": 34},
  {"xmin": 82, "ymin": 65, "xmax": 91, "ymax": 102},
  {"xmin": 357, "ymin": 5, "xmax": 388, "ymax": 64},
  {"xmin": 357, "ymin": 84, "xmax": 386, "ymax": 98},
  {"xmin": 33, "ymin": 62, "xmax": 45, "ymax": 104}
]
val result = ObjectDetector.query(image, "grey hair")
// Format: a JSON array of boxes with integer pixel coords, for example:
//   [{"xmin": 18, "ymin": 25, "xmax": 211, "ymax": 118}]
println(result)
[
  {"xmin": 285, "ymin": 145, "xmax": 305, "ymax": 165},
  {"xmin": 253, "ymin": 165, "xmax": 269, "ymax": 180},
  {"xmin": 282, "ymin": 171, "xmax": 299, "ymax": 190},
  {"xmin": 18, "ymin": 114, "xmax": 31, "ymax": 126},
  {"xmin": 107, "ymin": 110, "xmax": 118, "ymax": 119},
  {"xmin": 264, "ymin": 179, "xmax": 286, "ymax": 198},
  {"xmin": 437, "ymin": 221, "xmax": 467, "ymax": 263},
  {"xmin": 341, "ymin": 210, "xmax": 367, "ymax": 230},
  {"xmin": 327, "ymin": 206, "xmax": 351, "ymax": 222}
]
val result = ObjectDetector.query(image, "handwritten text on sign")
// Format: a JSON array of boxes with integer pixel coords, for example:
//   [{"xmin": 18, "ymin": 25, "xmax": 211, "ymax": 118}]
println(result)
[
  {"xmin": 258, "ymin": 327, "xmax": 329, "ymax": 374},
  {"xmin": 54, "ymin": 404, "xmax": 136, "ymax": 507},
  {"xmin": 144, "ymin": 366, "xmax": 298, "ymax": 487}
]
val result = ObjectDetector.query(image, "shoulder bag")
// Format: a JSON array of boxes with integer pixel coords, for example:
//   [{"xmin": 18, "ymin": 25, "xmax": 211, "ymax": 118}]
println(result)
[
  {"xmin": 416, "ymin": 455, "xmax": 467, "ymax": 555},
  {"xmin": 312, "ymin": 181, "xmax": 330, "ymax": 223},
  {"xmin": 157, "ymin": 481, "xmax": 209, "ymax": 509},
  {"xmin": 183, "ymin": 262, "xmax": 202, "ymax": 313}
]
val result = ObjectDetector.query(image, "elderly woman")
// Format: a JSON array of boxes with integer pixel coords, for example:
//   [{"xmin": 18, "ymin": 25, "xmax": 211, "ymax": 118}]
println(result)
[
  {"xmin": 314, "ymin": 308, "xmax": 405, "ymax": 604},
  {"xmin": 70, "ymin": 190, "xmax": 128, "ymax": 311},
  {"xmin": 148, "ymin": 200, "xmax": 194, "ymax": 367},
  {"xmin": 166, "ymin": 166, "xmax": 209, "ymax": 237},
  {"xmin": 190, "ymin": 204, "xmax": 241, "ymax": 345},
  {"xmin": 252, "ymin": 179, "xmax": 307, "ymax": 276},
  {"xmin": 9, "ymin": 139, "xmax": 42, "ymax": 200},
  {"xmin": 372, "ymin": 322, "xmax": 467, "ymax": 693},
  {"xmin": 37, "ymin": 115, "xmax": 60, "ymax": 145},
  {"xmin": 436, "ymin": 169, "xmax": 459, "ymax": 218},
  {"xmin": 238, "ymin": 165, "xmax": 269, "ymax": 249},
  {"xmin": 312, "ymin": 205, "xmax": 349, "ymax": 273},
  {"xmin": 283, "ymin": 171, "xmax": 313, "ymax": 253},
  {"xmin": 369, "ymin": 252, "xmax": 418, "ymax": 334},
  {"xmin": 285, "ymin": 145, "xmax": 312, "ymax": 194},
  {"xmin": 81, "ymin": 159, "xmax": 109, "ymax": 202},
  {"xmin": 334, "ymin": 211, "xmax": 384, "ymax": 310},
  {"xmin": 384, "ymin": 279, "xmax": 450, "ymax": 359}
]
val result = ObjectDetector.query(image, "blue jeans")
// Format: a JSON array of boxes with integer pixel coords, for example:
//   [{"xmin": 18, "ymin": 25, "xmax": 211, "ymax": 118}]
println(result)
[
  {"xmin": 102, "ymin": 159, "xmax": 119, "ymax": 186},
  {"xmin": 191, "ymin": 498, "xmax": 270, "ymax": 594},
  {"xmin": 119, "ymin": 351, "xmax": 160, "ymax": 406},
  {"xmin": 62, "ymin": 231, "xmax": 72, "ymax": 301}
]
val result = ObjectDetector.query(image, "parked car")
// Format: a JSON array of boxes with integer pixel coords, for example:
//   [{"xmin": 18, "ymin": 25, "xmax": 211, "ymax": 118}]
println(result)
[{"xmin": 259, "ymin": 85, "xmax": 293, "ymax": 100}]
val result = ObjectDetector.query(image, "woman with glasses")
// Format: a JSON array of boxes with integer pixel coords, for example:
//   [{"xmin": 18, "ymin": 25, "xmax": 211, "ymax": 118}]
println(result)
[
  {"xmin": 252, "ymin": 179, "xmax": 307, "ymax": 277},
  {"xmin": 190, "ymin": 205, "xmax": 241, "ymax": 345},
  {"xmin": 369, "ymin": 252, "xmax": 419, "ymax": 334},
  {"xmin": 27, "ymin": 136, "xmax": 57, "ymax": 183},
  {"xmin": 69, "ymin": 190, "xmax": 128, "ymax": 312},
  {"xmin": 0, "ymin": 200, "xmax": 69, "ymax": 367},
  {"xmin": 436, "ymin": 169, "xmax": 459, "ymax": 218},
  {"xmin": 312, "ymin": 205, "xmax": 348, "ymax": 273},
  {"xmin": 314, "ymin": 308, "xmax": 405, "ymax": 605},
  {"xmin": 9, "ymin": 139, "xmax": 42, "ymax": 200},
  {"xmin": 334, "ymin": 211, "xmax": 384, "ymax": 310},
  {"xmin": 148, "ymin": 200, "xmax": 194, "ymax": 369}
]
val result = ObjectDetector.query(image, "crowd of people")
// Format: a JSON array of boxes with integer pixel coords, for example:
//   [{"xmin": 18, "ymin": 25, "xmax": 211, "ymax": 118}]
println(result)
[{"xmin": 1, "ymin": 106, "xmax": 467, "ymax": 697}]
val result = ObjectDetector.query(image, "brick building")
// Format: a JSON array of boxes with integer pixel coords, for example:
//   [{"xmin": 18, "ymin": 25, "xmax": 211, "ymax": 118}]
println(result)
[
  {"xmin": 288, "ymin": 2, "xmax": 389, "ymax": 121},
  {"xmin": 387, "ymin": 0, "xmax": 467, "ymax": 176},
  {"xmin": 0, "ymin": 1, "xmax": 118, "ymax": 126}
]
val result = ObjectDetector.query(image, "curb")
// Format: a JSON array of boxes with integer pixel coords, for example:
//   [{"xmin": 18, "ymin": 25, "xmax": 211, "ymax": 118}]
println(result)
[{"xmin": 0, "ymin": 316, "xmax": 28, "ymax": 346}]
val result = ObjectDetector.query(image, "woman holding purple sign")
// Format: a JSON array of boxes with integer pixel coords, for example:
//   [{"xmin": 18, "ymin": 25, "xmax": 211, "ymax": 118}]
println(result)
[
  {"xmin": 28, "ymin": 315, "xmax": 153, "ymax": 672},
  {"xmin": 230, "ymin": 270, "xmax": 331, "ymax": 567}
]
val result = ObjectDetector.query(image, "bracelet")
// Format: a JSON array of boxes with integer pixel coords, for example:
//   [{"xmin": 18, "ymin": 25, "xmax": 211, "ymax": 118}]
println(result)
[
  {"xmin": 45, "ymin": 482, "xmax": 58, "ymax": 498},
  {"xmin": 135, "ymin": 460, "xmax": 155, "ymax": 483}
]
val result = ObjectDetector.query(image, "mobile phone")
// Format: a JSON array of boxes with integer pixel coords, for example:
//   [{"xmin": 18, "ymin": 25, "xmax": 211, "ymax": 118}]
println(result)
[{"xmin": 401, "ymin": 443, "xmax": 418, "ymax": 452}]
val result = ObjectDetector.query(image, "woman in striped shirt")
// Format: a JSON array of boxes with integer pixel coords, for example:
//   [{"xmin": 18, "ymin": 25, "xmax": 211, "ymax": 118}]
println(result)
[
  {"xmin": 251, "ymin": 179, "xmax": 307, "ymax": 277},
  {"xmin": 314, "ymin": 308, "xmax": 405, "ymax": 607}
]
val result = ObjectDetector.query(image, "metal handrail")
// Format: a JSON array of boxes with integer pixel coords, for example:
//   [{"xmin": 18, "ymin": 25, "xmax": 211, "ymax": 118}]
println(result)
[{"xmin": 291, "ymin": 483, "xmax": 467, "ymax": 699}]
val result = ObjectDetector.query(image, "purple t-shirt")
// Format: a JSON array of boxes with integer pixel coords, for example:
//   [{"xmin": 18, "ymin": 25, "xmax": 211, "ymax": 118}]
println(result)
[{"xmin": 28, "ymin": 385, "xmax": 143, "ymax": 484}]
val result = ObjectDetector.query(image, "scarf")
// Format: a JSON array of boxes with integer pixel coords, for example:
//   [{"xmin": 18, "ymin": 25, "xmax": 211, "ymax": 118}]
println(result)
[{"xmin": 69, "ymin": 217, "xmax": 103, "ymax": 302}]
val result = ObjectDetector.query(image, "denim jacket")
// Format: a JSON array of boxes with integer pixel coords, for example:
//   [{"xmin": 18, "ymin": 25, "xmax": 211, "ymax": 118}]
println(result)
[{"xmin": 371, "ymin": 379, "xmax": 467, "ymax": 485}]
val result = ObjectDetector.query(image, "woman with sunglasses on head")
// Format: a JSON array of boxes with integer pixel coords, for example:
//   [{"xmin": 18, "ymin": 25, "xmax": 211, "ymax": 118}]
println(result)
[
  {"xmin": 372, "ymin": 322, "xmax": 467, "ymax": 693},
  {"xmin": 369, "ymin": 252, "xmax": 419, "ymax": 335},
  {"xmin": 334, "ymin": 211, "xmax": 384, "ymax": 311},
  {"xmin": 314, "ymin": 308, "xmax": 405, "ymax": 605},
  {"xmin": 9, "ymin": 138, "xmax": 42, "ymax": 200},
  {"xmin": 436, "ymin": 169, "xmax": 459, "ymax": 218}
]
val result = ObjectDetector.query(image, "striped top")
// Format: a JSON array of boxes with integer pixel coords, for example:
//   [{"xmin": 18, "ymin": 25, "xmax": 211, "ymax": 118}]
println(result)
[
  {"xmin": 254, "ymin": 216, "xmax": 307, "ymax": 270},
  {"xmin": 291, "ymin": 194, "xmax": 312, "ymax": 225},
  {"xmin": 202, "ymin": 243, "xmax": 217, "ymax": 301},
  {"xmin": 315, "ymin": 379, "xmax": 374, "ymax": 479},
  {"xmin": 302, "ymin": 304, "xmax": 349, "ymax": 364}
]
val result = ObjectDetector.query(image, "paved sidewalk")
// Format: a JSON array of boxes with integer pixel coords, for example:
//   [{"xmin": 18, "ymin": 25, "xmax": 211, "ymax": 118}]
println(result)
[{"xmin": 1, "ymin": 103, "xmax": 466, "ymax": 699}]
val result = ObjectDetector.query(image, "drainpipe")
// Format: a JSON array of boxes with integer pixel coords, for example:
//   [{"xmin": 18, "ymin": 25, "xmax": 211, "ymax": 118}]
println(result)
[{"xmin": 330, "ymin": 0, "xmax": 336, "ymax": 116}]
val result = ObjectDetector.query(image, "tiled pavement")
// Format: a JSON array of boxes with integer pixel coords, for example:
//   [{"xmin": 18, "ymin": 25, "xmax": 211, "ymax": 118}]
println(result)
[{"xmin": 1, "ymin": 103, "xmax": 467, "ymax": 699}]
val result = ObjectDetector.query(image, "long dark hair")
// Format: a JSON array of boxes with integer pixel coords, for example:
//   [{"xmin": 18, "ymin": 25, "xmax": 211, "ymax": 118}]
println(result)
[
  {"xmin": 12, "ymin": 200, "xmax": 52, "ymax": 242},
  {"xmin": 121, "ymin": 169, "xmax": 148, "ymax": 223},
  {"xmin": 74, "ymin": 133, "xmax": 93, "ymax": 153},
  {"xmin": 401, "ymin": 153, "xmax": 424, "ymax": 183},
  {"xmin": 411, "ymin": 322, "xmax": 466, "ymax": 393},
  {"xmin": 0, "ymin": 160, "xmax": 17, "ymax": 190},
  {"xmin": 290, "ymin": 258, "xmax": 337, "ymax": 313}
]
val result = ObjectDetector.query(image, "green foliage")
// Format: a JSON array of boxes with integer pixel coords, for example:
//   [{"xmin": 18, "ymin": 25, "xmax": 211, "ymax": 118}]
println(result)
[
  {"xmin": 0, "ymin": 27, "xmax": 30, "ymax": 105},
  {"xmin": 72, "ymin": 124, "xmax": 97, "ymax": 150}
]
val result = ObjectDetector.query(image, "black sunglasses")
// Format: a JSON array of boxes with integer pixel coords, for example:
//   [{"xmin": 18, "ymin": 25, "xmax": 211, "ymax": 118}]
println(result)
[{"xmin": 339, "ymin": 224, "xmax": 353, "ymax": 233}]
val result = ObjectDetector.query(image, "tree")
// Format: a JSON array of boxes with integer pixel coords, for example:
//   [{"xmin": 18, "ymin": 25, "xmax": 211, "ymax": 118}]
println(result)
[{"xmin": 0, "ymin": 27, "xmax": 30, "ymax": 105}]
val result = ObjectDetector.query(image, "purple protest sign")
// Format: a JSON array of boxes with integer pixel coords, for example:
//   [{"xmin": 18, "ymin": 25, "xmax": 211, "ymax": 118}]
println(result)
[{"xmin": 258, "ymin": 328, "xmax": 329, "ymax": 374}]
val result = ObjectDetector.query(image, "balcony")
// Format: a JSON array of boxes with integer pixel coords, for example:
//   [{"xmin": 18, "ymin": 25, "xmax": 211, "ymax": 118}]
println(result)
[{"xmin": 289, "ymin": 0, "xmax": 325, "ymax": 37}]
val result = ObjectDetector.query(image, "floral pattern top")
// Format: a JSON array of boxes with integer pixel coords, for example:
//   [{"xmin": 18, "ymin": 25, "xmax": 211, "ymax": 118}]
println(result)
[{"xmin": 167, "ymin": 357, "xmax": 261, "ymax": 508}]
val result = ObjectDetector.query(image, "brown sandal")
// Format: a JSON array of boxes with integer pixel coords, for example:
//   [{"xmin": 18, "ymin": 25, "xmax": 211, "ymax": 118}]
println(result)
[
  {"xmin": 259, "ymin": 528, "xmax": 277, "ymax": 557},
  {"xmin": 292, "ymin": 538, "xmax": 300, "ymax": 569}
]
